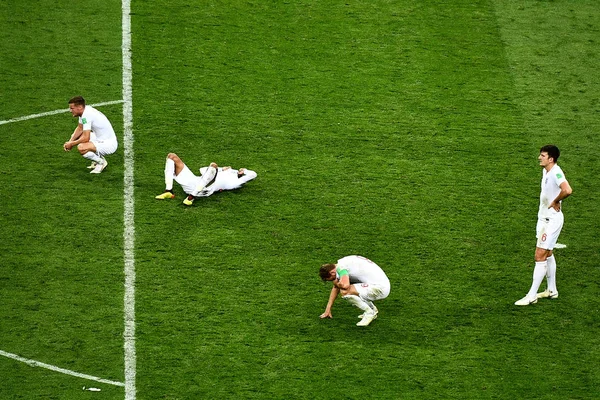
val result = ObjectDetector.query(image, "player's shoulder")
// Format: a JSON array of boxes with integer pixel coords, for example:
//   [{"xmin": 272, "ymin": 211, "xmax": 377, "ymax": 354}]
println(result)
[
  {"xmin": 83, "ymin": 105, "xmax": 98, "ymax": 116},
  {"xmin": 552, "ymin": 164, "xmax": 566, "ymax": 180}
]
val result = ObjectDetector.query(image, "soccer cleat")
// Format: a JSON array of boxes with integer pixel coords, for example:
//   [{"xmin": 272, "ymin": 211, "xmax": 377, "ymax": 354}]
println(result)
[
  {"xmin": 356, "ymin": 310, "xmax": 377, "ymax": 326},
  {"xmin": 536, "ymin": 290, "xmax": 559, "ymax": 299},
  {"xmin": 87, "ymin": 161, "xmax": 97, "ymax": 169},
  {"xmin": 514, "ymin": 296, "xmax": 538, "ymax": 306},
  {"xmin": 155, "ymin": 191, "xmax": 175, "ymax": 200},
  {"xmin": 182, "ymin": 195, "xmax": 194, "ymax": 206},
  {"xmin": 90, "ymin": 158, "xmax": 108, "ymax": 174}
]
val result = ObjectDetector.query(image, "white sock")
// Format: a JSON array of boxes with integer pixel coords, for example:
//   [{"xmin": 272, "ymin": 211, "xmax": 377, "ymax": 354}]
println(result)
[
  {"xmin": 164, "ymin": 158, "xmax": 175, "ymax": 191},
  {"xmin": 192, "ymin": 165, "xmax": 217, "ymax": 196},
  {"xmin": 546, "ymin": 255, "xmax": 557, "ymax": 294},
  {"xmin": 527, "ymin": 261, "xmax": 548, "ymax": 299},
  {"xmin": 365, "ymin": 300, "xmax": 377, "ymax": 312},
  {"xmin": 83, "ymin": 151, "xmax": 103, "ymax": 164},
  {"xmin": 342, "ymin": 295, "xmax": 372, "ymax": 313}
]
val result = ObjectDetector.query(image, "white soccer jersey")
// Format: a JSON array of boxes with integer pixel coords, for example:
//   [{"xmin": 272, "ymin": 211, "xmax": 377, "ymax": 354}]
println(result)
[
  {"xmin": 539, "ymin": 165, "xmax": 567, "ymax": 219},
  {"xmin": 79, "ymin": 106, "xmax": 117, "ymax": 142},
  {"xmin": 195, "ymin": 167, "xmax": 257, "ymax": 197},
  {"xmin": 336, "ymin": 255, "xmax": 389, "ymax": 285}
]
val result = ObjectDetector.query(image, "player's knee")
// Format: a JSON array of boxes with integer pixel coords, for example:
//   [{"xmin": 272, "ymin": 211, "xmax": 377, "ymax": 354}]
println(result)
[
  {"xmin": 209, "ymin": 162, "xmax": 218, "ymax": 168},
  {"xmin": 77, "ymin": 144, "xmax": 89, "ymax": 155}
]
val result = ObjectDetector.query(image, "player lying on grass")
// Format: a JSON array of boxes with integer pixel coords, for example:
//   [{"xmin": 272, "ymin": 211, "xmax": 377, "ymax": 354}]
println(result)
[
  {"xmin": 319, "ymin": 255, "xmax": 390, "ymax": 327},
  {"xmin": 155, "ymin": 153, "xmax": 257, "ymax": 206},
  {"xmin": 63, "ymin": 96, "xmax": 118, "ymax": 174}
]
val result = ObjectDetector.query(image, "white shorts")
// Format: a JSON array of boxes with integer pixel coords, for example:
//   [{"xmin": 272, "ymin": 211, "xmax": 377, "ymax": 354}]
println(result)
[
  {"xmin": 174, "ymin": 165, "xmax": 203, "ymax": 195},
  {"xmin": 91, "ymin": 138, "xmax": 118, "ymax": 157},
  {"xmin": 536, "ymin": 214, "xmax": 564, "ymax": 250},
  {"xmin": 354, "ymin": 281, "xmax": 390, "ymax": 302}
]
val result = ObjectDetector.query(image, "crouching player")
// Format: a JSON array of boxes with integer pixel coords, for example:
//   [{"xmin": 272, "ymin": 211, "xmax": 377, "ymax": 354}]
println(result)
[{"xmin": 319, "ymin": 255, "xmax": 390, "ymax": 327}]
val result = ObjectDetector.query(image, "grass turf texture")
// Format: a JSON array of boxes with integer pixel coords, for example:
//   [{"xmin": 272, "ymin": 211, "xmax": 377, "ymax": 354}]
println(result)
[{"xmin": 1, "ymin": 0, "xmax": 599, "ymax": 399}]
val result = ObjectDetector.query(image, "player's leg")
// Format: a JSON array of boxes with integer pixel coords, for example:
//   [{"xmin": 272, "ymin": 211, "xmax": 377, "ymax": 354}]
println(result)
[
  {"xmin": 342, "ymin": 284, "xmax": 377, "ymax": 326},
  {"xmin": 184, "ymin": 162, "xmax": 218, "ymax": 205},
  {"xmin": 516, "ymin": 219, "xmax": 549, "ymax": 306},
  {"xmin": 192, "ymin": 162, "xmax": 218, "ymax": 196},
  {"xmin": 156, "ymin": 153, "xmax": 185, "ymax": 199},
  {"xmin": 77, "ymin": 142, "xmax": 103, "ymax": 164},
  {"xmin": 541, "ymin": 254, "xmax": 559, "ymax": 298},
  {"xmin": 537, "ymin": 215, "xmax": 563, "ymax": 299},
  {"xmin": 82, "ymin": 139, "xmax": 117, "ymax": 174}
]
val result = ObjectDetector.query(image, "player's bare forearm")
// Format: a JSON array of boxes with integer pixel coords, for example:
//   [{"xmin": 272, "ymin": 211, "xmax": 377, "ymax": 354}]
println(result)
[
  {"xmin": 70, "ymin": 125, "xmax": 83, "ymax": 141},
  {"xmin": 320, "ymin": 287, "xmax": 339, "ymax": 318},
  {"xmin": 549, "ymin": 182, "xmax": 573, "ymax": 211}
]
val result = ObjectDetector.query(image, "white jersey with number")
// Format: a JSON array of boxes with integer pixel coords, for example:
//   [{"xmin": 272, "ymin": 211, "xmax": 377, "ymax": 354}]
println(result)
[
  {"xmin": 336, "ymin": 255, "xmax": 389, "ymax": 285},
  {"xmin": 539, "ymin": 164, "xmax": 566, "ymax": 219},
  {"xmin": 79, "ymin": 106, "xmax": 117, "ymax": 142}
]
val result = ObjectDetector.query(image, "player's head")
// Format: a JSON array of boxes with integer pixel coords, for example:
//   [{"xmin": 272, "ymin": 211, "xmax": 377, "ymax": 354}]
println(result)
[
  {"xmin": 540, "ymin": 144, "xmax": 560, "ymax": 163},
  {"xmin": 68, "ymin": 96, "xmax": 86, "ymax": 117},
  {"xmin": 319, "ymin": 263, "xmax": 337, "ymax": 281}
]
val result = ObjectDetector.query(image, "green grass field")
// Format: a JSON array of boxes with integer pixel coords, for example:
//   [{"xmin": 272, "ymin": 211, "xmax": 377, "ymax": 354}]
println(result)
[{"xmin": 1, "ymin": 0, "xmax": 599, "ymax": 399}]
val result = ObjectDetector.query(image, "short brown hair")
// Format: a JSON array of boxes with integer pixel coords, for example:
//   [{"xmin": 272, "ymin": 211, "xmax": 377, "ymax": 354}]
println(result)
[
  {"xmin": 319, "ymin": 263, "xmax": 336, "ymax": 281},
  {"xmin": 68, "ymin": 96, "xmax": 86, "ymax": 106},
  {"xmin": 540, "ymin": 144, "xmax": 560, "ymax": 163}
]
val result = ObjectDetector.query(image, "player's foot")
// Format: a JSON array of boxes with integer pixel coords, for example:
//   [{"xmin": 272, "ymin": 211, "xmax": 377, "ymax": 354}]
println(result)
[
  {"xmin": 514, "ymin": 296, "xmax": 538, "ymax": 306},
  {"xmin": 155, "ymin": 191, "xmax": 175, "ymax": 200},
  {"xmin": 536, "ymin": 289, "xmax": 558, "ymax": 299},
  {"xmin": 356, "ymin": 310, "xmax": 377, "ymax": 326},
  {"xmin": 86, "ymin": 161, "xmax": 97, "ymax": 169},
  {"xmin": 90, "ymin": 158, "xmax": 107, "ymax": 174},
  {"xmin": 183, "ymin": 194, "xmax": 194, "ymax": 206}
]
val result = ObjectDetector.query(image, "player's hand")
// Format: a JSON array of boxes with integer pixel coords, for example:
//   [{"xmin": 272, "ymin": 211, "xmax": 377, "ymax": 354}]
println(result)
[
  {"xmin": 548, "ymin": 202, "xmax": 561, "ymax": 212},
  {"xmin": 320, "ymin": 311, "xmax": 333, "ymax": 319},
  {"xmin": 63, "ymin": 141, "xmax": 72, "ymax": 151}
]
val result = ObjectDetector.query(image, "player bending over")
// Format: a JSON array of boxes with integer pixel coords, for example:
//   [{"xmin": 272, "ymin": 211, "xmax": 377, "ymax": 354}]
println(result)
[
  {"xmin": 155, "ymin": 153, "xmax": 257, "ymax": 206},
  {"xmin": 319, "ymin": 255, "xmax": 390, "ymax": 327}
]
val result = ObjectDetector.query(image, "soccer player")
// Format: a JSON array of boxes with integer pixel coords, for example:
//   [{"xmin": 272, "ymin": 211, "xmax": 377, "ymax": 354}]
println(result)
[
  {"xmin": 63, "ymin": 96, "xmax": 118, "ymax": 174},
  {"xmin": 319, "ymin": 255, "xmax": 390, "ymax": 326},
  {"xmin": 155, "ymin": 153, "xmax": 257, "ymax": 206},
  {"xmin": 515, "ymin": 145, "xmax": 572, "ymax": 306}
]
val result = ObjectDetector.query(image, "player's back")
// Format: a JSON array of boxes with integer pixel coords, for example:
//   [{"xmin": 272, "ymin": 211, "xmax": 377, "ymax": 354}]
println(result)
[{"xmin": 338, "ymin": 255, "xmax": 389, "ymax": 284}]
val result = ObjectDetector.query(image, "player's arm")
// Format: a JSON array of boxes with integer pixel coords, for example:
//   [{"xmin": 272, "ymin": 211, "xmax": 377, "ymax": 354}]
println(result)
[
  {"xmin": 70, "ymin": 124, "xmax": 83, "ymax": 141},
  {"xmin": 320, "ymin": 285, "xmax": 340, "ymax": 319},
  {"xmin": 549, "ymin": 181, "xmax": 573, "ymax": 211},
  {"xmin": 334, "ymin": 268, "xmax": 351, "ymax": 290},
  {"xmin": 64, "ymin": 125, "xmax": 90, "ymax": 151},
  {"xmin": 237, "ymin": 169, "xmax": 257, "ymax": 185},
  {"xmin": 64, "ymin": 124, "xmax": 82, "ymax": 151}
]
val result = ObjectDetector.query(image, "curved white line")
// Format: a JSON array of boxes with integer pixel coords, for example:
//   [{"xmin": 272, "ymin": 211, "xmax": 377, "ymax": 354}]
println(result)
[
  {"xmin": 0, "ymin": 100, "xmax": 124, "ymax": 126},
  {"xmin": 0, "ymin": 349, "xmax": 125, "ymax": 387}
]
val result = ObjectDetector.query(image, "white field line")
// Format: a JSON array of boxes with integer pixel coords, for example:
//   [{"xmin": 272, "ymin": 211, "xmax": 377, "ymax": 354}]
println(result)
[
  {"xmin": 0, "ymin": 350, "xmax": 125, "ymax": 387},
  {"xmin": 122, "ymin": 0, "xmax": 136, "ymax": 398},
  {"xmin": 0, "ymin": 100, "xmax": 124, "ymax": 126}
]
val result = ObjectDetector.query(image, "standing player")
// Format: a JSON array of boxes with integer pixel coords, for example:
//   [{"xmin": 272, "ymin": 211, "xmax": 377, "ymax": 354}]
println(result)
[
  {"xmin": 515, "ymin": 145, "xmax": 572, "ymax": 306},
  {"xmin": 319, "ymin": 255, "xmax": 390, "ymax": 326},
  {"xmin": 63, "ymin": 96, "xmax": 118, "ymax": 174},
  {"xmin": 155, "ymin": 153, "xmax": 257, "ymax": 206}
]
